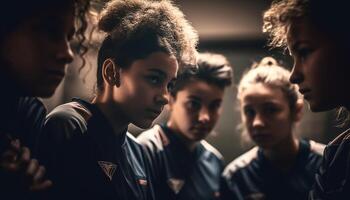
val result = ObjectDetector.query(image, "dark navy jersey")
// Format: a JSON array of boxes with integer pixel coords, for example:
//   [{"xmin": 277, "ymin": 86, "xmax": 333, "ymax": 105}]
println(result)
[
  {"xmin": 137, "ymin": 124, "xmax": 224, "ymax": 200},
  {"xmin": 0, "ymin": 74, "xmax": 46, "ymax": 199},
  {"xmin": 0, "ymin": 96, "xmax": 46, "ymax": 154},
  {"xmin": 37, "ymin": 98, "xmax": 155, "ymax": 200},
  {"xmin": 222, "ymin": 139, "xmax": 325, "ymax": 200},
  {"xmin": 310, "ymin": 129, "xmax": 350, "ymax": 200}
]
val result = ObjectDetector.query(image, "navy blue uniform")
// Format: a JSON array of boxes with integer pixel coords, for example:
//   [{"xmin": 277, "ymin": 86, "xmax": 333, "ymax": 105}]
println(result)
[
  {"xmin": 222, "ymin": 139, "xmax": 324, "ymax": 200},
  {"xmin": 0, "ymin": 74, "xmax": 46, "ymax": 153},
  {"xmin": 0, "ymin": 74, "xmax": 47, "ymax": 199},
  {"xmin": 38, "ymin": 98, "xmax": 155, "ymax": 200},
  {"xmin": 310, "ymin": 129, "xmax": 350, "ymax": 200},
  {"xmin": 137, "ymin": 124, "xmax": 224, "ymax": 200}
]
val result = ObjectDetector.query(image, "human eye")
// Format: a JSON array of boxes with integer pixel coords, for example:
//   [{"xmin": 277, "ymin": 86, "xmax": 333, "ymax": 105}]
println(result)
[
  {"xmin": 296, "ymin": 47, "xmax": 313, "ymax": 61},
  {"xmin": 186, "ymin": 100, "xmax": 201, "ymax": 111},
  {"xmin": 243, "ymin": 106, "xmax": 255, "ymax": 118},
  {"xmin": 210, "ymin": 101, "xmax": 222, "ymax": 111},
  {"xmin": 166, "ymin": 79, "xmax": 176, "ymax": 93},
  {"xmin": 146, "ymin": 75, "xmax": 163, "ymax": 86},
  {"xmin": 263, "ymin": 104, "xmax": 279, "ymax": 115}
]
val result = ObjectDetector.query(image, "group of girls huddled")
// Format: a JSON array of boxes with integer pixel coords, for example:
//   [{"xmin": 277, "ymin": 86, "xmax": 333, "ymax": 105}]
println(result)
[{"xmin": 1, "ymin": 0, "xmax": 349, "ymax": 200}]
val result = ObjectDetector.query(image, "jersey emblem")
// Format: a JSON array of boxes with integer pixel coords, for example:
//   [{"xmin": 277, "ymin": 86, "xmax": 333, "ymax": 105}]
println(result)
[
  {"xmin": 98, "ymin": 161, "xmax": 117, "ymax": 181},
  {"xmin": 214, "ymin": 191, "xmax": 220, "ymax": 198},
  {"xmin": 138, "ymin": 178, "xmax": 148, "ymax": 186},
  {"xmin": 167, "ymin": 178, "xmax": 185, "ymax": 194}
]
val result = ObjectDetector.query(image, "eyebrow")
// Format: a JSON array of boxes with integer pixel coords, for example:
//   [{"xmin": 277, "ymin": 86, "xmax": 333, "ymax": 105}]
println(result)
[
  {"xmin": 188, "ymin": 95, "xmax": 201, "ymax": 101},
  {"xmin": 68, "ymin": 26, "xmax": 76, "ymax": 40},
  {"xmin": 290, "ymin": 40, "xmax": 310, "ymax": 54},
  {"xmin": 147, "ymin": 68, "xmax": 167, "ymax": 78}
]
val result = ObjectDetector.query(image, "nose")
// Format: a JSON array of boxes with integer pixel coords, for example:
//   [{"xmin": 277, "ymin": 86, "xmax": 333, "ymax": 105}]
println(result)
[
  {"xmin": 155, "ymin": 86, "xmax": 169, "ymax": 106},
  {"xmin": 56, "ymin": 40, "xmax": 74, "ymax": 65},
  {"xmin": 198, "ymin": 107, "xmax": 210, "ymax": 123},
  {"xmin": 289, "ymin": 60, "xmax": 304, "ymax": 84},
  {"xmin": 252, "ymin": 113, "xmax": 265, "ymax": 128}
]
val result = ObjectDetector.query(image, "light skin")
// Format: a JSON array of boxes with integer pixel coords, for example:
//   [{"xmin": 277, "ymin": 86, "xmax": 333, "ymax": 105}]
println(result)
[
  {"xmin": 287, "ymin": 18, "xmax": 350, "ymax": 112},
  {"xmin": 95, "ymin": 51, "xmax": 178, "ymax": 133},
  {"xmin": 167, "ymin": 80, "xmax": 224, "ymax": 151},
  {"xmin": 240, "ymin": 83, "xmax": 303, "ymax": 171},
  {"xmin": 0, "ymin": 7, "xmax": 75, "ymax": 97}
]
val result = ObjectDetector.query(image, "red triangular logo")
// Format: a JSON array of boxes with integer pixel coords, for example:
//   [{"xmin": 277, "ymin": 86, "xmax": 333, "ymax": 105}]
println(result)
[{"xmin": 98, "ymin": 161, "xmax": 117, "ymax": 181}]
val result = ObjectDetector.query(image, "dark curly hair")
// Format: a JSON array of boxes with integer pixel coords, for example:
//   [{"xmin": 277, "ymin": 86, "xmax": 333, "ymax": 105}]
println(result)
[
  {"xmin": 0, "ymin": 0, "xmax": 91, "ymax": 68},
  {"xmin": 170, "ymin": 52, "xmax": 233, "ymax": 97},
  {"xmin": 96, "ymin": 0, "xmax": 198, "ymax": 91}
]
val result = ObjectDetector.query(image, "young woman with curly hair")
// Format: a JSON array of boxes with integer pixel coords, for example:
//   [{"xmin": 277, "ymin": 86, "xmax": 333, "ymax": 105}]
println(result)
[{"xmin": 38, "ymin": 0, "xmax": 198, "ymax": 199}]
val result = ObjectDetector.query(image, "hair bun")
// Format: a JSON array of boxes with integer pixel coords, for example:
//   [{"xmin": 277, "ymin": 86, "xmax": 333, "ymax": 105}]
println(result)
[
  {"xmin": 259, "ymin": 57, "xmax": 278, "ymax": 67},
  {"xmin": 98, "ymin": 0, "xmax": 145, "ymax": 33}
]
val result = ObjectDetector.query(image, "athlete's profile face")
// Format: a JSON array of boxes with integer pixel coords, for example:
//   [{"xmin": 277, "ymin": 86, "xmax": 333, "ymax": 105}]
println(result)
[
  {"xmin": 0, "ymin": 5, "xmax": 75, "ymax": 97},
  {"xmin": 240, "ymin": 83, "xmax": 299, "ymax": 149},
  {"xmin": 115, "ymin": 51, "xmax": 178, "ymax": 129},
  {"xmin": 288, "ymin": 18, "xmax": 350, "ymax": 111},
  {"xmin": 168, "ymin": 80, "xmax": 224, "ymax": 142}
]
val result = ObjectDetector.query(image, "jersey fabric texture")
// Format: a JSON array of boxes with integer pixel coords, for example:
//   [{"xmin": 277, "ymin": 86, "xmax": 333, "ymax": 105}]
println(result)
[
  {"xmin": 137, "ymin": 124, "xmax": 224, "ymax": 200},
  {"xmin": 222, "ymin": 139, "xmax": 325, "ymax": 200},
  {"xmin": 37, "ymin": 98, "xmax": 155, "ymax": 200}
]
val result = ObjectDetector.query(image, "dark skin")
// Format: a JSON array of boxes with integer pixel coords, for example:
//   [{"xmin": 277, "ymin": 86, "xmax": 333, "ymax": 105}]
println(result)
[
  {"xmin": 0, "ymin": 0, "xmax": 89, "ymax": 195},
  {"xmin": 0, "ymin": 137, "xmax": 52, "ymax": 192}
]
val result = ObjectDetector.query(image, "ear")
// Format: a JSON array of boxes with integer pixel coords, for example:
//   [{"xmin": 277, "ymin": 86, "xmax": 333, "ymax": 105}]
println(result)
[
  {"xmin": 102, "ymin": 58, "xmax": 120, "ymax": 87},
  {"xmin": 293, "ymin": 98, "xmax": 304, "ymax": 122}
]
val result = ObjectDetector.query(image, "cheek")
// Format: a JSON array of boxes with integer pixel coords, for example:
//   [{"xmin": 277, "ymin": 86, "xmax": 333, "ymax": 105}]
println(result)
[{"xmin": 209, "ymin": 112, "xmax": 220, "ymax": 124}]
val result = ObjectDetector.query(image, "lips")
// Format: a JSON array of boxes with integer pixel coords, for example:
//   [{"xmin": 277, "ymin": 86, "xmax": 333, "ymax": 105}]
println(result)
[
  {"xmin": 299, "ymin": 88, "xmax": 312, "ymax": 100},
  {"xmin": 251, "ymin": 133, "xmax": 272, "ymax": 142},
  {"xmin": 191, "ymin": 125, "xmax": 211, "ymax": 133}
]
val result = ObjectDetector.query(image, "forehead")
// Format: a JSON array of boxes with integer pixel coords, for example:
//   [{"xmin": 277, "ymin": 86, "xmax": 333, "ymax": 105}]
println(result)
[
  {"xmin": 240, "ymin": 83, "xmax": 287, "ymax": 105},
  {"xmin": 176, "ymin": 80, "xmax": 224, "ymax": 101},
  {"xmin": 287, "ymin": 18, "xmax": 329, "ymax": 50},
  {"xmin": 129, "ymin": 51, "xmax": 178, "ymax": 77}
]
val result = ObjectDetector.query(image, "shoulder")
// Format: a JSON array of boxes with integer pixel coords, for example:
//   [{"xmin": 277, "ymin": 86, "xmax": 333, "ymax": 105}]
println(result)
[
  {"xmin": 200, "ymin": 140, "xmax": 224, "ymax": 161},
  {"xmin": 329, "ymin": 128, "xmax": 350, "ymax": 145},
  {"xmin": 44, "ymin": 101, "xmax": 92, "ymax": 139},
  {"xmin": 308, "ymin": 139, "xmax": 326, "ymax": 156},
  {"xmin": 126, "ymin": 132, "xmax": 146, "ymax": 157},
  {"xmin": 18, "ymin": 97, "xmax": 47, "ymax": 121},
  {"xmin": 223, "ymin": 147, "xmax": 259, "ymax": 179},
  {"xmin": 137, "ymin": 124, "xmax": 169, "ymax": 152}
]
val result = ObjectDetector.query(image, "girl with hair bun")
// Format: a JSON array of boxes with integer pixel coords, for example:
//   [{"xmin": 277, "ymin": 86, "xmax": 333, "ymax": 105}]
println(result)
[
  {"xmin": 221, "ymin": 57, "xmax": 325, "ymax": 200},
  {"xmin": 38, "ymin": 0, "xmax": 198, "ymax": 199}
]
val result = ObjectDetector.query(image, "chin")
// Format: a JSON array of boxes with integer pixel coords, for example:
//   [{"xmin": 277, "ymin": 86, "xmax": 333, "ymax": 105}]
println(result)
[
  {"xmin": 308, "ymin": 100, "xmax": 336, "ymax": 112},
  {"xmin": 133, "ymin": 119, "xmax": 154, "ymax": 129}
]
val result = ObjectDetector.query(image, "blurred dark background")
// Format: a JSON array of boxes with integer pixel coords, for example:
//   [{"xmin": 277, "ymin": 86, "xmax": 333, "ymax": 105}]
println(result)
[{"xmin": 42, "ymin": 0, "xmax": 346, "ymax": 164}]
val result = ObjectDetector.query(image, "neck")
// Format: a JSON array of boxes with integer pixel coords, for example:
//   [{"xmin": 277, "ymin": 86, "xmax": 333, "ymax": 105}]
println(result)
[
  {"xmin": 93, "ymin": 94, "xmax": 129, "ymax": 136},
  {"xmin": 167, "ymin": 121, "xmax": 198, "ymax": 152},
  {"xmin": 262, "ymin": 134, "xmax": 299, "ymax": 172}
]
